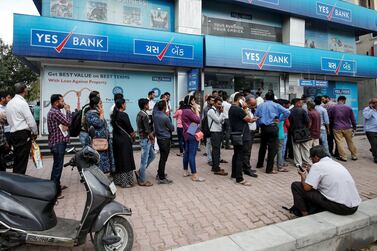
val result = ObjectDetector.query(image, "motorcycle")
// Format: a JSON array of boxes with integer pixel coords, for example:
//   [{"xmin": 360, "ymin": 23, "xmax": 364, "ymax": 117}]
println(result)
[{"xmin": 0, "ymin": 146, "xmax": 134, "ymax": 250}]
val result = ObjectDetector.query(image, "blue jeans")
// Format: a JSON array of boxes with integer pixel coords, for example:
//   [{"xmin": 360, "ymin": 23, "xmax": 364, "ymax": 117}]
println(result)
[
  {"xmin": 320, "ymin": 128, "xmax": 330, "ymax": 156},
  {"xmin": 139, "ymin": 138, "xmax": 155, "ymax": 183},
  {"xmin": 51, "ymin": 142, "xmax": 67, "ymax": 194},
  {"xmin": 278, "ymin": 133, "xmax": 288, "ymax": 168},
  {"xmin": 183, "ymin": 135, "xmax": 198, "ymax": 174},
  {"xmin": 79, "ymin": 131, "xmax": 89, "ymax": 146}
]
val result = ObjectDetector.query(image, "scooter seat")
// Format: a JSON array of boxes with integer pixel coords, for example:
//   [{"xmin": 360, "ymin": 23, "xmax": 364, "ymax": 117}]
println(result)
[{"xmin": 0, "ymin": 172, "xmax": 57, "ymax": 201}]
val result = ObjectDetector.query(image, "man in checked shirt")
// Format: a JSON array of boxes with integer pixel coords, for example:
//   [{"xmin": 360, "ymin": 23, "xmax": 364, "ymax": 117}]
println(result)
[{"xmin": 47, "ymin": 94, "xmax": 72, "ymax": 199}]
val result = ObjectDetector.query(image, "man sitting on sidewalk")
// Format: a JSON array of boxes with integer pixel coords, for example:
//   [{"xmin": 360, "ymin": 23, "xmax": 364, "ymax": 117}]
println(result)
[{"xmin": 291, "ymin": 145, "xmax": 360, "ymax": 216}]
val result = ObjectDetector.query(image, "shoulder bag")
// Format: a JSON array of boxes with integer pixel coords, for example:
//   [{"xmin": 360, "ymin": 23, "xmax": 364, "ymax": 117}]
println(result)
[{"xmin": 230, "ymin": 124, "xmax": 246, "ymax": 146}]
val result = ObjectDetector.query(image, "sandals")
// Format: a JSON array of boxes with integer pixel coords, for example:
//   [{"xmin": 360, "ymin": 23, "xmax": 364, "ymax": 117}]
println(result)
[
  {"xmin": 139, "ymin": 181, "xmax": 153, "ymax": 187},
  {"xmin": 237, "ymin": 180, "xmax": 251, "ymax": 186},
  {"xmin": 183, "ymin": 171, "xmax": 192, "ymax": 177},
  {"xmin": 192, "ymin": 177, "xmax": 206, "ymax": 182},
  {"xmin": 278, "ymin": 168, "xmax": 289, "ymax": 172},
  {"xmin": 60, "ymin": 185, "xmax": 68, "ymax": 191}
]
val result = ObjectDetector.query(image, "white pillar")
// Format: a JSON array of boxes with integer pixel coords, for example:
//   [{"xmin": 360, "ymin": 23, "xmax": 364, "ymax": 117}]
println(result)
[
  {"xmin": 176, "ymin": 71, "xmax": 188, "ymax": 104},
  {"xmin": 283, "ymin": 17, "xmax": 306, "ymax": 98},
  {"xmin": 175, "ymin": 0, "xmax": 202, "ymax": 35}
]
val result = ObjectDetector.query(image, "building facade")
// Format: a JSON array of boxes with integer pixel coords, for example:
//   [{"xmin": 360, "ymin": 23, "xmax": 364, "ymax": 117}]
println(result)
[{"xmin": 12, "ymin": 0, "xmax": 377, "ymax": 133}]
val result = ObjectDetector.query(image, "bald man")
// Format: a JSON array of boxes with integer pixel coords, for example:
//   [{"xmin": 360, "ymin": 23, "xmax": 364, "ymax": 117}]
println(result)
[
  {"xmin": 363, "ymin": 98, "xmax": 377, "ymax": 164},
  {"xmin": 243, "ymin": 95, "xmax": 258, "ymax": 177}
]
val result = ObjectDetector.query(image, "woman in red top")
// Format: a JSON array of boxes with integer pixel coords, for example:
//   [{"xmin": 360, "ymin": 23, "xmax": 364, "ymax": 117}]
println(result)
[{"xmin": 173, "ymin": 101, "xmax": 185, "ymax": 156}]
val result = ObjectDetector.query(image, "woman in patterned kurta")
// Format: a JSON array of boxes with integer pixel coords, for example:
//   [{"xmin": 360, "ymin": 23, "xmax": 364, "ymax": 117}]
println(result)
[{"xmin": 85, "ymin": 96, "xmax": 113, "ymax": 173}]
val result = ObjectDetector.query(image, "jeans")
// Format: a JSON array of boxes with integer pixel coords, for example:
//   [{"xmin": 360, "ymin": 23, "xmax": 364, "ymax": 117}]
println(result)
[
  {"xmin": 320, "ymin": 128, "xmax": 330, "ymax": 156},
  {"xmin": 177, "ymin": 127, "xmax": 185, "ymax": 153},
  {"xmin": 79, "ymin": 131, "xmax": 89, "ymax": 146},
  {"xmin": 51, "ymin": 142, "xmax": 67, "ymax": 194},
  {"xmin": 139, "ymin": 138, "xmax": 155, "ymax": 183},
  {"xmin": 157, "ymin": 138, "xmax": 171, "ymax": 180},
  {"xmin": 277, "ymin": 133, "xmax": 288, "ymax": 168},
  {"xmin": 210, "ymin": 132, "xmax": 222, "ymax": 171},
  {"xmin": 183, "ymin": 135, "xmax": 198, "ymax": 174},
  {"xmin": 206, "ymin": 138, "xmax": 212, "ymax": 162}
]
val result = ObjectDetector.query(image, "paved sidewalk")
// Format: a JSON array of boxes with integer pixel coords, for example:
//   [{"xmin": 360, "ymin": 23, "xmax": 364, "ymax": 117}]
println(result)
[{"xmin": 14, "ymin": 136, "xmax": 377, "ymax": 251}]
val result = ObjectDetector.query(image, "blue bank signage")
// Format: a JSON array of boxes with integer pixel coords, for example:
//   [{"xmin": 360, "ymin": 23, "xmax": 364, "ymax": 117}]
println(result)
[
  {"xmin": 14, "ymin": 14, "xmax": 203, "ymax": 68},
  {"xmin": 31, "ymin": 29, "xmax": 108, "ymax": 53},
  {"xmin": 187, "ymin": 69, "xmax": 200, "ymax": 92},
  {"xmin": 316, "ymin": 2, "xmax": 352, "ymax": 22},
  {"xmin": 134, "ymin": 39, "xmax": 194, "ymax": 60},
  {"xmin": 299, "ymin": 80, "xmax": 328, "ymax": 87},
  {"xmin": 242, "ymin": 49, "xmax": 291, "ymax": 69},
  {"xmin": 230, "ymin": 0, "xmax": 377, "ymax": 32},
  {"xmin": 205, "ymin": 35, "xmax": 377, "ymax": 78}
]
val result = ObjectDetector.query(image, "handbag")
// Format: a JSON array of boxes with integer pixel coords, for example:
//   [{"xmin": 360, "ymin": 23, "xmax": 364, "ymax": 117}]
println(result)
[
  {"xmin": 292, "ymin": 127, "xmax": 311, "ymax": 143},
  {"xmin": 195, "ymin": 131, "xmax": 204, "ymax": 141},
  {"xmin": 115, "ymin": 122, "xmax": 134, "ymax": 143},
  {"xmin": 92, "ymin": 138, "xmax": 109, "ymax": 151},
  {"xmin": 230, "ymin": 124, "xmax": 246, "ymax": 146}
]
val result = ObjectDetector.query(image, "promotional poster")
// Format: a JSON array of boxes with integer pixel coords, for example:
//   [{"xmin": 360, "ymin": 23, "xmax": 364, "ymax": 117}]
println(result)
[{"xmin": 41, "ymin": 66, "xmax": 174, "ymax": 135}]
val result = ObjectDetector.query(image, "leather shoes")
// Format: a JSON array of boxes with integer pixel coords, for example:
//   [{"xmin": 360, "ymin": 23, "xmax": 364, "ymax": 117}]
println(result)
[
  {"xmin": 220, "ymin": 159, "xmax": 228, "ymax": 163},
  {"xmin": 214, "ymin": 169, "xmax": 228, "ymax": 176},
  {"xmin": 244, "ymin": 171, "xmax": 258, "ymax": 178}
]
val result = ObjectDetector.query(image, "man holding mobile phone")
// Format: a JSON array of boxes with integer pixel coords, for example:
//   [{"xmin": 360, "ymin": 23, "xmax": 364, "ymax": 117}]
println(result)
[{"xmin": 363, "ymin": 98, "xmax": 377, "ymax": 164}]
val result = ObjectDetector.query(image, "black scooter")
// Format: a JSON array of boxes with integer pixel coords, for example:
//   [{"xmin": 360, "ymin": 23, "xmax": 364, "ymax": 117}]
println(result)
[{"xmin": 0, "ymin": 146, "xmax": 133, "ymax": 251}]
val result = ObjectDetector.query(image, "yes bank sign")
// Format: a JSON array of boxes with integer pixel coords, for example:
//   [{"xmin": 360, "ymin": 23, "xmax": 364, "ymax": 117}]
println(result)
[
  {"xmin": 316, "ymin": 2, "xmax": 352, "ymax": 22},
  {"xmin": 242, "ymin": 49, "xmax": 291, "ymax": 69},
  {"xmin": 31, "ymin": 29, "xmax": 108, "ymax": 53}
]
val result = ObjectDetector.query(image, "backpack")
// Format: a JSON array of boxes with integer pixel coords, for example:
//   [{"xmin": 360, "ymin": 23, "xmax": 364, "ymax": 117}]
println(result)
[
  {"xmin": 201, "ymin": 109, "xmax": 214, "ymax": 138},
  {"xmin": 69, "ymin": 110, "xmax": 83, "ymax": 137}
]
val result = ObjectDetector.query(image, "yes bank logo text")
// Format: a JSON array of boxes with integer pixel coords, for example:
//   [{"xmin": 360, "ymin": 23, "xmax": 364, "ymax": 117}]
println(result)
[
  {"xmin": 316, "ymin": 2, "xmax": 352, "ymax": 22},
  {"xmin": 31, "ymin": 29, "xmax": 108, "ymax": 53},
  {"xmin": 242, "ymin": 49, "xmax": 291, "ymax": 69}
]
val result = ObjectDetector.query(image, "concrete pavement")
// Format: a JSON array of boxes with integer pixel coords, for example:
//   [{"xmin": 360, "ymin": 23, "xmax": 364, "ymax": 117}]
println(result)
[{"xmin": 14, "ymin": 136, "xmax": 377, "ymax": 251}]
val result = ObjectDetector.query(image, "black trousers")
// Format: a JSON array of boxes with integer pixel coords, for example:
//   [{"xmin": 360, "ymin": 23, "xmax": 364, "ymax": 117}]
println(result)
[
  {"xmin": 10, "ymin": 130, "xmax": 32, "ymax": 174},
  {"xmin": 286, "ymin": 131, "xmax": 294, "ymax": 159},
  {"xmin": 222, "ymin": 119, "xmax": 231, "ymax": 148},
  {"xmin": 157, "ymin": 138, "xmax": 171, "ymax": 180},
  {"xmin": 366, "ymin": 132, "xmax": 377, "ymax": 161},
  {"xmin": 327, "ymin": 131, "xmax": 339, "ymax": 156},
  {"xmin": 243, "ymin": 131, "xmax": 255, "ymax": 171},
  {"xmin": 0, "ymin": 145, "xmax": 6, "ymax": 172},
  {"xmin": 291, "ymin": 181, "xmax": 358, "ymax": 216},
  {"xmin": 211, "ymin": 132, "xmax": 222, "ymax": 172},
  {"xmin": 257, "ymin": 125, "xmax": 279, "ymax": 173},
  {"xmin": 232, "ymin": 144, "xmax": 247, "ymax": 182}
]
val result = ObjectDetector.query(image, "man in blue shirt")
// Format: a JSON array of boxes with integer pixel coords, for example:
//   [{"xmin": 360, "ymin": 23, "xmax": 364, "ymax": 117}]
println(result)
[
  {"xmin": 363, "ymin": 98, "xmax": 377, "ymax": 164},
  {"xmin": 314, "ymin": 96, "xmax": 330, "ymax": 156},
  {"xmin": 255, "ymin": 91, "xmax": 290, "ymax": 173}
]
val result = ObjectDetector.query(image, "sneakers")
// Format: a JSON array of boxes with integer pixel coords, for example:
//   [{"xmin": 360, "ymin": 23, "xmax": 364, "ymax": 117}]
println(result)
[
  {"xmin": 155, "ymin": 173, "xmax": 168, "ymax": 180},
  {"xmin": 158, "ymin": 178, "xmax": 173, "ymax": 184}
]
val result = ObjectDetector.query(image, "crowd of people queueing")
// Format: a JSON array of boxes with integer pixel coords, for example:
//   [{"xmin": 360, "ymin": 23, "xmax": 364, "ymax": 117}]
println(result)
[{"xmin": 0, "ymin": 83, "xmax": 376, "ymax": 215}]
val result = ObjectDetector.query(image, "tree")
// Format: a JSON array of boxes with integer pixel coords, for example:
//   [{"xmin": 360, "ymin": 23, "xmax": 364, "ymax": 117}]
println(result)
[{"xmin": 0, "ymin": 39, "xmax": 38, "ymax": 92}]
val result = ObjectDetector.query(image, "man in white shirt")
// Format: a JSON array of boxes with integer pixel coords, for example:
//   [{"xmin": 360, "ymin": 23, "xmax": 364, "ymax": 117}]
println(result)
[
  {"xmin": 256, "ymin": 89, "xmax": 264, "ymax": 107},
  {"xmin": 221, "ymin": 92, "xmax": 232, "ymax": 149},
  {"xmin": 291, "ymin": 145, "xmax": 360, "ymax": 216},
  {"xmin": 6, "ymin": 83, "xmax": 38, "ymax": 174},
  {"xmin": 0, "ymin": 91, "xmax": 12, "ymax": 142},
  {"xmin": 147, "ymin": 90, "xmax": 156, "ymax": 116},
  {"xmin": 243, "ymin": 95, "xmax": 258, "ymax": 177},
  {"xmin": 208, "ymin": 97, "xmax": 228, "ymax": 176}
]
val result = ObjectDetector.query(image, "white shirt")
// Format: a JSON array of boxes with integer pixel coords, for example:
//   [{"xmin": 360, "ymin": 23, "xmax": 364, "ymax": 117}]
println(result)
[
  {"xmin": 6, "ymin": 94, "xmax": 38, "ymax": 134},
  {"xmin": 248, "ymin": 110, "xmax": 257, "ymax": 131},
  {"xmin": 207, "ymin": 108, "xmax": 225, "ymax": 132},
  {"xmin": 147, "ymin": 99, "xmax": 155, "ymax": 116},
  {"xmin": 256, "ymin": 96, "xmax": 264, "ymax": 106},
  {"xmin": 305, "ymin": 157, "xmax": 361, "ymax": 208},
  {"xmin": 0, "ymin": 105, "xmax": 10, "ymax": 133},
  {"xmin": 222, "ymin": 101, "xmax": 231, "ymax": 119}
]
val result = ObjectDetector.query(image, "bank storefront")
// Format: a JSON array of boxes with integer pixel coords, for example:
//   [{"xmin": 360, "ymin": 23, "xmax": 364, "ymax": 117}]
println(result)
[
  {"xmin": 204, "ymin": 35, "xmax": 377, "ymax": 120},
  {"xmin": 13, "ymin": 14, "xmax": 203, "ymax": 134}
]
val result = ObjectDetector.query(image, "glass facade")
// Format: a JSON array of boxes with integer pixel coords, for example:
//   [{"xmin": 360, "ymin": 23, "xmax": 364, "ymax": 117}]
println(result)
[{"xmin": 43, "ymin": 0, "xmax": 175, "ymax": 31}]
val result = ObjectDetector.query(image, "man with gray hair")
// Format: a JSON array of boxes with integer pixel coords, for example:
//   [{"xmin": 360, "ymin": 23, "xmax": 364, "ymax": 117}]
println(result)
[
  {"xmin": 243, "ymin": 95, "xmax": 258, "ymax": 177},
  {"xmin": 6, "ymin": 83, "xmax": 38, "ymax": 174},
  {"xmin": 291, "ymin": 145, "xmax": 360, "ymax": 216}
]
